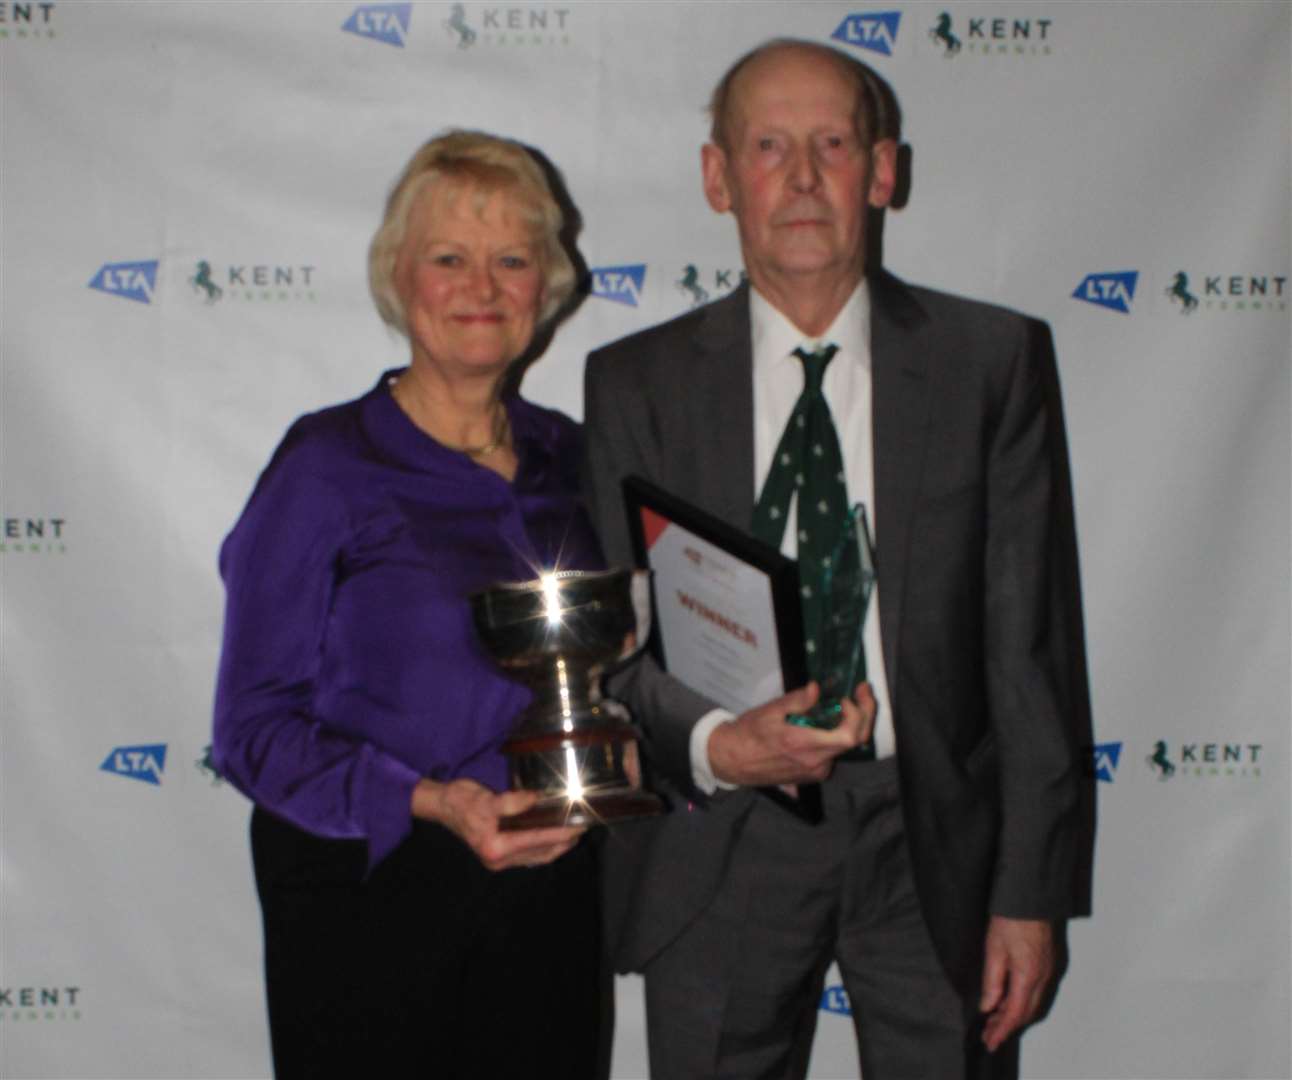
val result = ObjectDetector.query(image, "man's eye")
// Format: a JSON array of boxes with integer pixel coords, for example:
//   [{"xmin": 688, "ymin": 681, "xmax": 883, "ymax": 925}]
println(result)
[{"xmin": 757, "ymin": 137, "xmax": 778, "ymax": 152}]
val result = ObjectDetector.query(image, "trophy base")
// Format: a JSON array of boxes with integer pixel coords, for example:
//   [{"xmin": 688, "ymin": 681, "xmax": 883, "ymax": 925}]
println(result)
[{"xmin": 499, "ymin": 787, "xmax": 665, "ymax": 831}]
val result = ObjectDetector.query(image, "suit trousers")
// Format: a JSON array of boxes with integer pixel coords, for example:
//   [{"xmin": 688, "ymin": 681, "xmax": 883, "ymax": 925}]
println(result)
[
  {"xmin": 641, "ymin": 759, "xmax": 1018, "ymax": 1080},
  {"xmin": 251, "ymin": 807, "xmax": 602, "ymax": 1080}
]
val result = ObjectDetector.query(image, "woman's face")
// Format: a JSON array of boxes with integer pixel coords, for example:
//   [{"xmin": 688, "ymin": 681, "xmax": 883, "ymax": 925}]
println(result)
[{"xmin": 395, "ymin": 183, "xmax": 545, "ymax": 381}]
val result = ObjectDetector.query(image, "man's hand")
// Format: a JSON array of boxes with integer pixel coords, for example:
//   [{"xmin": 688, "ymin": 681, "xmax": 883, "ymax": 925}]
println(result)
[
  {"xmin": 707, "ymin": 681, "xmax": 875, "ymax": 788},
  {"xmin": 979, "ymin": 916, "xmax": 1057, "ymax": 1052},
  {"xmin": 411, "ymin": 778, "xmax": 585, "ymax": 872}
]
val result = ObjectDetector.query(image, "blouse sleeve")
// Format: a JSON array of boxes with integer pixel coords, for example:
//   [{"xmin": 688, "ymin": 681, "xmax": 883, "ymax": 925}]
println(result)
[{"xmin": 211, "ymin": 438, "xmax": 421, "ymax": 870}]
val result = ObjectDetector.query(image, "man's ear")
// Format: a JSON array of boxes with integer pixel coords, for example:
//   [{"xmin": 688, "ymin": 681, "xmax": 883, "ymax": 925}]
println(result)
[
  {"xmin": 867, "ymin": 138, "xmax": 898, "ymax": 209},
  {"xmin": 701, "ymin": 143, "xmax": 732, "ymax": 213}
]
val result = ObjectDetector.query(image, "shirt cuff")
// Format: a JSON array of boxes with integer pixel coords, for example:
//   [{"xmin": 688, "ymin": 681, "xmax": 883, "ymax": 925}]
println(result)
[{"xmin": 690, "ymin": 708, "xmax": 740, "ymax": 795}]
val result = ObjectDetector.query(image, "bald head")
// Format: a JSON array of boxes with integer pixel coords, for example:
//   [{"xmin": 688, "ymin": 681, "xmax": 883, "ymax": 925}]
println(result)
[{"xmin": 708, "ymin": 38, "xmax": 901, "ymax": 154}]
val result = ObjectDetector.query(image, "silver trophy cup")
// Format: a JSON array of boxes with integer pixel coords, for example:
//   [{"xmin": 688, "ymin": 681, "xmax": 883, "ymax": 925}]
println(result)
[{"xmin": 470, "ymin": 568, "xmax": 664, "ymax": 830}]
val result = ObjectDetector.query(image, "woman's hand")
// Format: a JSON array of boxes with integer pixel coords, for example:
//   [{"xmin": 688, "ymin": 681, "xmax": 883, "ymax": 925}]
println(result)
[{"xmin": 410, "ymin": 778, "xmax": 586, "ymax": 871}]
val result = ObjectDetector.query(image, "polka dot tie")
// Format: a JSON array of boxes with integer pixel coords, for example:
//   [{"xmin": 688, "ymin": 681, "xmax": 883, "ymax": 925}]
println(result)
[{"xmin": 751, "ymin": 345, "xmax": 863, "ymax": 689}]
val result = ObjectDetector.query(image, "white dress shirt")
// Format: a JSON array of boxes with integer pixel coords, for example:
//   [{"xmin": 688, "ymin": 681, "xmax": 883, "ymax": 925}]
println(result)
[{"xmin": 690, "ymin": 281, "xmax": 896, "ymax": 792}]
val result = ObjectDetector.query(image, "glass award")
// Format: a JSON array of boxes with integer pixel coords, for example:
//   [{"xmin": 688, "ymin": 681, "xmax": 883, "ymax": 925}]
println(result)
[{"xmin": 788, "ymin": 503, "xmax": 876, "ymax": 730}]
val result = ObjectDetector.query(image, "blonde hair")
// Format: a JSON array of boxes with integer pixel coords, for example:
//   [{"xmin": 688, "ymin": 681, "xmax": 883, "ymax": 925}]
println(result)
[{"xmin": 368, "ymin": 129, "xmax": 576, "ymax": 334}]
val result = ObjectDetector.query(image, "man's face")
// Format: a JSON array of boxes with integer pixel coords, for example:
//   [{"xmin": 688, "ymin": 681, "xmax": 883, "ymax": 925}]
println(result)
[{"xmin": 702, "ymin": 48, "xmax": 896, "ymax": 294}]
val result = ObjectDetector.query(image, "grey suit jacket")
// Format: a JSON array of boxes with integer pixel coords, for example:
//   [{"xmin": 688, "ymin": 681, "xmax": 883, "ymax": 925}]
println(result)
[{"xmin": 582, "ymin": 272, "xmax": 1088, "ymax": 995}]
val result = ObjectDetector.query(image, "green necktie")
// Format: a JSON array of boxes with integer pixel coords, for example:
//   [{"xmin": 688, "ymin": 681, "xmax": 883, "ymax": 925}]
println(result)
[{"xmin": 751, "ymin": 345, "xmax": 861, "ymax": 684}]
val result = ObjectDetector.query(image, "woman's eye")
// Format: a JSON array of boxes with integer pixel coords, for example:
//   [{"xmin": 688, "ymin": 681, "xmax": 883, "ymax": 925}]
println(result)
[
  {"xmin": 499, "ymin": 255, "xmax": 530, "ymax": 270},
  {"xmin": 431, "ymin": 253, "xmax": 461, "ymax": 267}
]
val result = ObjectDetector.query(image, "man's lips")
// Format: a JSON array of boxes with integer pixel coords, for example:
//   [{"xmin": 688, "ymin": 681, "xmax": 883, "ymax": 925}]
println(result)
[{"xmin": 773, "ymin": 202, "xmax": 833, "ymax": 228}]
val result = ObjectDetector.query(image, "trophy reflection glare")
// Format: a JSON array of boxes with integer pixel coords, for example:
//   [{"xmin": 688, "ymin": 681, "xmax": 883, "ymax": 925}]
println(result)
[{"xmin": 541, "ymin": 572, "xmax": 564, "ymax": 627}]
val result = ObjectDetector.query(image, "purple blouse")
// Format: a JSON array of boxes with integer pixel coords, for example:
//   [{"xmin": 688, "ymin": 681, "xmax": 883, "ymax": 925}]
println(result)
[{"xmin": 212, "ymin": 371, "xmax": 604, "ymax": 869}]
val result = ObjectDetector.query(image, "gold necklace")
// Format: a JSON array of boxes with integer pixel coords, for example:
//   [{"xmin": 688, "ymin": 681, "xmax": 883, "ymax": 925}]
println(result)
[{"xmin": 456, "ymin": 403, "xmax": 509, "ymax": 458}]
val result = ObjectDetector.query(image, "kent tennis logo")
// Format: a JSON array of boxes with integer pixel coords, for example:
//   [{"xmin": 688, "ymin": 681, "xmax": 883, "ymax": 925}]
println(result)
[
  {"xmin": 342, "ymin": 3, "xmax": 410, "ymax": 46},
  {"xmin": 1146, "ymin": 740, "xmax": 1175, "ymax": 780},
  {"xmin": 676, "ymin": 264, "xmax": 746, "ymax": 309},
  {"xmin": 190, "ymin": 260, "xmax": 222, "ymax": 304},
  {"xmin": 88, "ymin": 260, "xmax": 158, "ymax": 305},
  {"xmin": 196, "ymin": 744, "xmax": 225, "ymax": 786},
  {"xmin": 933, "ymin": 13, "xmax": 1054, "ymax": 56},
  {"xmin": 0, "ymin": 985, "xmax": 83, "ymax": 1022},
  {"xmin": 928, "ymin": 12, "xmax": 962, "ymax": 55},
  {"xmin": 193, "ymin": 260, "xmax": 319, "ymax": 303},
  {"xmin": 830, "ymin": 11, "xmax": 900, "ymax": 57},
  {"xmin": 443, "ymin": 6, "xmax": 572, "ymax": 48},
  {"xmin": 1, "ymin": 516, "xmax": 67, "ymax": 555},
  {"xmin": 100, "ymin": 744, "xmax": 167, "ymax": 786},
  {"xmin": 0, "ymin": 2, "xmax": 57, "ymax": 41},
  {"xmin": 590, "ymin": 264, "xmax": 646, "ymax": 307},
  {"xmin": 1072, "ymin": 271, "xmax": 1137, "ymax": 314},
  {"xmin": 819, "ymin": 984, "xmax": 851, "ymax": 1015},
  {"xmin": 1167, "ymin": 270, "xmax": 1288, "ymax": 314},
  {"xmin": 1148, "ymin": 740, "xmax": 1264, "ymax": 780},
  {"xmin": 1089, "ymin": 742, "xmax": 1122, "ymax": 783}
]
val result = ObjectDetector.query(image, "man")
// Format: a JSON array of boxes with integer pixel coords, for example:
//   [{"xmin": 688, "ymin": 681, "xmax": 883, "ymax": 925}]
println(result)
[{"xmin": 584, "ymin": 38, "xmax": 1087, "ymax": 1079}]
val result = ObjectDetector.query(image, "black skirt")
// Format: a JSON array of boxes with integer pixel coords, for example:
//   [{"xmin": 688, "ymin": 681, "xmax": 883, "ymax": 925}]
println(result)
[{"xmin": 250, "ymin": 807, "xmax": 604, "ymax": 1079}]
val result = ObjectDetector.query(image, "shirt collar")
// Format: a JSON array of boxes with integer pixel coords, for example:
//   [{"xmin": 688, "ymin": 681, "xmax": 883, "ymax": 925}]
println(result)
[{"xmin": 750, "ymin": 280, "xmax": 871, "ymax": 379}]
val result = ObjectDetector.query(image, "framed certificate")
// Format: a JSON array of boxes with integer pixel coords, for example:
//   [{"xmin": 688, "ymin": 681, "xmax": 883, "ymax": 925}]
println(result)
[{"xmin": 623, "ymin": 475, "xmax": 807, "ymax": 715}]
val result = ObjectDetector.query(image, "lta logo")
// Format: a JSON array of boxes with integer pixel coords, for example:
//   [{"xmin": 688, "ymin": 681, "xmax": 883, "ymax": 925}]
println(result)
[
  {"xmin": 342, "ymin": 3, "xmax": 411, "ymax": 47},
  {"xmin": 830, "ymin": 11, "xmax": 900, "ymax": 57},
  {"xmin": 1072, "ymin": 271, "xmax": 1137, "ymax": 314},
  {"xmin": 100, "ymin": 744, "xmax": 167, "ymax": 786},
  {"xmin": 88, "ymin": 260, "xmax": 158, "ymax": 305},
  {"xmin": 819, "ymin": 984, "xmax": 851, "ymax": 1015},
  {"xmin": 1088, "ymin": 742, "xmax": 1122, "ymax": 783},
  {"xmin": 590, "ymin": 265, "xmax": 645, "ymax": 308}
]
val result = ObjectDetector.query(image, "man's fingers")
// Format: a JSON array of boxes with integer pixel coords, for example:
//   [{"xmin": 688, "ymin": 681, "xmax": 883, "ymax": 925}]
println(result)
[{"xmin": 774, "ymin": 680, "xmax": 821, "ymax": 716}]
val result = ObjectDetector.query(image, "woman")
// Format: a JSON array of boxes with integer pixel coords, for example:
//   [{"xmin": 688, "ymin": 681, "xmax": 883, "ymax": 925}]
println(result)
[{"xmin": 212, "ymin": 131, "xmax": 604, "ymax": 1078}]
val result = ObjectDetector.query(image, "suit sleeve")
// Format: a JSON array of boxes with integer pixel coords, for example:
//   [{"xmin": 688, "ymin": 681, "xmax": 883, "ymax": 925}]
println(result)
[
  {"xmin": 982, "ymin": 318, "xmax": 1085, "ymax": 920},
  {"xmin": 582, "ymin": 348, "xmax": 724, "ymax": 801}
]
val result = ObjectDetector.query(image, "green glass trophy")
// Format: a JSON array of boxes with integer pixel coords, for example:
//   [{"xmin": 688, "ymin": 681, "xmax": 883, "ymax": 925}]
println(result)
[{"xmin": 788, "ymin": 504, "xmax": 876, "ymax": 730}]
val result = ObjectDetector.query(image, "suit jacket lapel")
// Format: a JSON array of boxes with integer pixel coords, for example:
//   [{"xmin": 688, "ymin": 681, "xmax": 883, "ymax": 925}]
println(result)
[
  {"xmin": 870, "ymin": 271, "xmax": 932, "ymax": 712},
  {"xmin": 690, "ymin": 283, "xmax": 756, "ymax": 525}
]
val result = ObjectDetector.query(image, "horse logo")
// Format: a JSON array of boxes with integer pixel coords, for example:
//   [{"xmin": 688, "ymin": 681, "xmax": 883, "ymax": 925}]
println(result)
[
  {"xmin": 1165, "ymin": 271, "xmax": 1198, "ymax": 314},
  {"xmin": 676, "ymin": 265, "xmax": 710, "ymax": 308},
  {"xmin": 195, "ymin": 744, "xmax": 224, "ymax": 786},
  {"xmin": 444, "ymin": 3, "xmax": 476, "ymax": 49},
  {"xmin": 190, "ymin": 260, "xmax": 223, "ymax": 304},
  {"xmin": 929, "ymin": 12, "xmax": 961, "ymax": 56},
  {"xmin": 1146, "ymin": 740, "xmax": 1176, "ymax": 780}
]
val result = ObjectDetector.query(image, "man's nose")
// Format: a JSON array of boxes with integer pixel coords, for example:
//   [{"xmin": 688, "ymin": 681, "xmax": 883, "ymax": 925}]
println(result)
[{"xmin": 787, "ymin": 145, "xmax": 822, "ymax": 192}]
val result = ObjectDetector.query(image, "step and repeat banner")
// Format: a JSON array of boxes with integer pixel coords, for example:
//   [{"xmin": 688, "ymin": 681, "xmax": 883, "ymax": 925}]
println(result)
[{"xmin": 1, "ymin": 2, "xmax": 1288, "ymax": 1078}]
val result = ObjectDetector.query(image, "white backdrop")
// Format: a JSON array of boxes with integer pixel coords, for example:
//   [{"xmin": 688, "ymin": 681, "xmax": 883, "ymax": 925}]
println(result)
[{"xmin": 1, "ymin": 2, "xmax": 1289, "ymax": 1078}]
